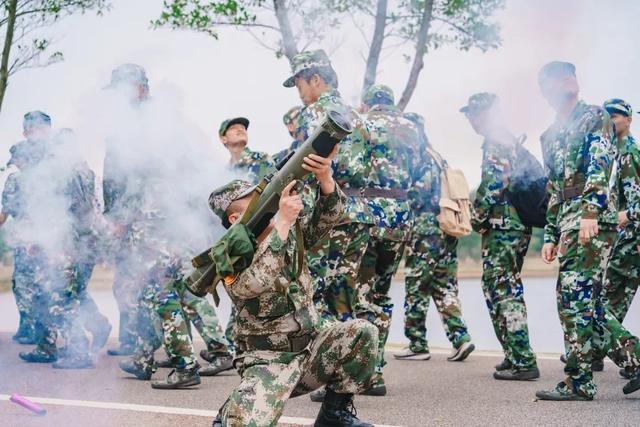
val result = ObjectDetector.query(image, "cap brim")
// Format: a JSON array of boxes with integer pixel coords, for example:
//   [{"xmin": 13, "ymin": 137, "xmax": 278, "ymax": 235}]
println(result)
[
  {"xmin": 459, "ymin": 106, "xmax": 470, "ymax": 113},
  {"xmin": 283, "ymin": 76, "xmax": 295, "ymax": 88},
  {"xmin": 223, "ymin": 117, "xmax": 250, "ymax": 135}
]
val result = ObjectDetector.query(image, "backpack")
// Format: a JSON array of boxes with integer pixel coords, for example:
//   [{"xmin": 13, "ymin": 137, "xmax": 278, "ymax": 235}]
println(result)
[
  {"xmin": 425, "ymin": 148, "xmax": 472, "ymax": 238},
  {"xmin": 506, "ymin": 135, "xmax": 549, "ymax": 228}
]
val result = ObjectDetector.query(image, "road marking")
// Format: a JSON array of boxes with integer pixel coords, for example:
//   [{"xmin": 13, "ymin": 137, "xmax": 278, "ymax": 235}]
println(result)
[{"xmin": 0, "ymin": 394, "xmax": 399, "ymax": 427}]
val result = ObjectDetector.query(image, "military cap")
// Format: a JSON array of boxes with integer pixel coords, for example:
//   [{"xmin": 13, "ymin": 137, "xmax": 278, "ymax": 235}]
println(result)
[
  {"xmin": 23, "ymin": 111, "xmax": 51, "ymax": 131},
  {"xmin": 107, "ymin": 63, "xmax": 148, "ymax": 88},
  {"xmin": 7, "ymin": 143, "xmax": 24, "ymax": 167},
  {"xmin": 603, "ymin": 98, "xmax": 632, "ymax": 117},
  {"xmin": 362, "ymin": 84, "xmax": 395, "ymax": 106},
  {"xmin": 219, "ymin": 117, "xmax": 250, "ymax": 137},
  {"xmin": 538, "ymin": 61, "xmax": 576, "ymax": 84},
  {"xmin": 283, "ymin": 49, "xmax": 334, "ymax": 88},
  {"xmin": 209, "ymin": 179, "xmax": 255, "ymax": 227},
  {"xmin": 459, "ymin": 93, "xmax": 498, "ymax": 114},
  {"xmin": 283, "ymin": 106, "xmax": 302, "ymax": 125}
]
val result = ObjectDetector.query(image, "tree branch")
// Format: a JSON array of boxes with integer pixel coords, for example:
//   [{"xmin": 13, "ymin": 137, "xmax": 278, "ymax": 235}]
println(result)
[
  {"xmin": 0, "ymin": 0, "xmax": 17, "ymax": 113},
  {"xmin": 362, "ymin": 0, "xmax": 387, "ymax": 92},
  {"xmin": 272, "ymin": 0, "xmax": 298, "ymax": 63}
]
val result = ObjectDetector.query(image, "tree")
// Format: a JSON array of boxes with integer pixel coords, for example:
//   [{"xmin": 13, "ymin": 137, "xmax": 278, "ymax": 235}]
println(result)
[
  {"xmin": 155, "ymin": 0, "xmax": 504, "ymax": 109},
  {"xmin": 0, "ymin": 0, "xmax": 110, "ymax": 113}
]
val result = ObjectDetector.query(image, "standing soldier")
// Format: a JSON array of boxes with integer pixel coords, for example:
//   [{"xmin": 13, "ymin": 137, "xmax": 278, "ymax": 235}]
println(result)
[
  {"xmin": 463, "ymin": 93, "xmax": 539, "ymax": 381},
  {"xmin": 598, "ymin": 99, "xmax": 640, "ymax": 379},
  {"xmin": 396, "ymin": 112, "xmax": 475, "ymax": 362},
  {"xmin": 219, "ymin": 117, "xmax": 274, "ymax": 184},
  {"xmin": 352, "ymin": 85, "xmax": 422, "ymax": 396},
  {"xmin": 535, "ymin": 61, "xmax": 640, "ymax": 400},
  {"xmin": 273, "ymin": 105, "xmax": 303, "ymax": 165},
  {"xmin": 282, "ymin": 50, "xmax": 373, "ymax": 328}
]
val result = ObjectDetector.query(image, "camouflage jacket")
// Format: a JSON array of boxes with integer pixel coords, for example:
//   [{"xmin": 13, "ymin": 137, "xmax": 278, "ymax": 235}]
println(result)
[
  {"xmin": 472, "ymin": 133, "xmax": 527, "ymax": 232},
  {"xmin": 223, "ymin": 185, "xmax": 346, "ymax": 348},
  {"xmin": 230, "ymin": 147, "xmax": 275, "ymax": 185},
  {"xmin": 364, "ymin": 104, "xmax": 421, "ymax": 240},
  {"xmin": 410, "ymin": 144, "xmax": 442, "ymax": 236},
  {"xmin": 541, "ymin": 101, "xmax": 617, "ymax": 244},
  {"xmin": 616, "ymin": 134, "xmax": 640, "ymax": 236},
  {"xmin": 272, "ymin": 139, "xmax": 302, "ymax": 166},
  {"xmin": 296, "ymin": 88, "xmax": 373, "ymax": 225}
]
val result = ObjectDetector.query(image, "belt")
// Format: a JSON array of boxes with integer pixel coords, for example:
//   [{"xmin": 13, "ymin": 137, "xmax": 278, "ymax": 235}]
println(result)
[
  {"xmin": 558, "ymin": 183, "xmax": 585, "ymax": 202},
  {"xmin": 343, "ymin": 188, "xmax": 408, "ymax": 200},
  {"xmin": 241, "ymin": 333, "xmax": 314, "ymax": 352}
]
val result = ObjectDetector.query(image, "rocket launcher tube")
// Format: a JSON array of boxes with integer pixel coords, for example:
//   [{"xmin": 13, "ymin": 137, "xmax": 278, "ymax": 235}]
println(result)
[{"xmin": 186, "ymin": 110, "xmax": 352, "ymax": 300}]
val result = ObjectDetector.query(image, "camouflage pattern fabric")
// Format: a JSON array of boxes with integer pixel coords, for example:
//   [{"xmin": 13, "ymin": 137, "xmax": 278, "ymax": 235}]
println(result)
[
  {"xmin": 472, "ymin": 136, "xmax": 528, "ymax": 233},
  {"xmin": 403, "ymin": 231, "xmax": 471, "ymax": 352},
  {"xmin": 556, "ymin": 230, "xmax": 640, "ymax": 397},
  {"xmin": 231, "ymin": 148, "xmax": 275, "ymax": 185},
  {"xmin": 310, "ymin": 222, "xmax": 371, "ymax": 324},
  {"xmin": 355, "ymin": 235, "xmax": 405, "ymax": 372},
  {"xmin": 219, "ymin": 319, "xmax": 377, "ymax": 427},
  {"xmin": 540, "ymin": 101, "xmax": 618, "ymax": 245},
  {"xmin": 602, "ymin": 134, "xmax": 640, "ymax": 322},
  {"xmin": 181, "ymin": 285, "xmax": 231, "ymax": 351},
  {"xmin": 481, "ymin": 229, "xmax": 537, "ymax": 369}
]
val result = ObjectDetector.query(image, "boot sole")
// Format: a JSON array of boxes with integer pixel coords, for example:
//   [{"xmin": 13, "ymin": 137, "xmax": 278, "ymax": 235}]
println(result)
[
  {"xmin": 448, "ymin": 343, "xmax": 475, "ymax": 362},
  {"xmin": 493, "ymin": 371, "xmax": 540, "ymax": 381},
  {"xmin": 623, "ymin": 379, "xmax": 640, "ymax": 395},
  {"xmin": 361, "ymin": 385, "xmax": 387, "ymax": 396},
  {"xmin": 535, "ymin": 391, "xmax": 592, "ymax": 401},
  {"xmin": 393, "ymin": 353, "xmax": 431, "ymax": 361},
  {"xmin": 151, "ymin": 377, "xmax": 201, "ymax": 390},
  {"xmin": 199, "ymin": 364, "xmax": 234, "ymax": 377}
]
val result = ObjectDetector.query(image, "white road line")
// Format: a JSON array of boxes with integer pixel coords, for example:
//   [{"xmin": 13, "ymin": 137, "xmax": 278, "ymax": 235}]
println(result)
[{"xmin": 0, "ymin": 394, "xmax": 399, "ymax": 427}]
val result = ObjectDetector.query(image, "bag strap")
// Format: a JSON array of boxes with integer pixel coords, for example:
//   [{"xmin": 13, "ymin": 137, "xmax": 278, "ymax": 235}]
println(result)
[{"xmin": 425, "ymin": 147, "xmax": 447, "ymax": 170}]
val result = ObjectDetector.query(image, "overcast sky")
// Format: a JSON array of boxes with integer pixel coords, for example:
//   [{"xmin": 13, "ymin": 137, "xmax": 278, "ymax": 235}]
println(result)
[{"xmin": 1, "ymin": 0, "xmax": 638, "ymax": 187}]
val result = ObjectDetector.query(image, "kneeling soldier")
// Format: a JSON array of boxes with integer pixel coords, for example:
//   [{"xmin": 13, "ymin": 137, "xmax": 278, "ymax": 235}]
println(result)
[{"xmin": 210, "ymin": 148, "xmax": 377, "ymax": 427}]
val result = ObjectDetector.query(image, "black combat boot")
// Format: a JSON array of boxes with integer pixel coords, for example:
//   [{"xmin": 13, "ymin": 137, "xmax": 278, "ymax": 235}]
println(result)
[
  {"xmin": 493, "ymin": 366, "xmax": 540, "ymax": 381},
  {"xmin": 151, "ymin": 366, "xmax": 201, "ymax": 389},
  {"xmin": 620, "ymin": 368, "xmax": 632, "ymax": 379},
  {"xmin": 156, "ymin": 359, "xmax": 173, "ymax": 368},
  {"xmin": 310, "ymin": 387, "xmax": 327, "ymax": 402},
  {"xmin": 623, "ymin": 370, "xmax": 640, "ymax": 395},
  {"xmin": 592, "ymin": 358, "xmax": 604, "ymax": 372},
  {"xmin": 119, "ymin": 359, "xmax": 153, "ymax": 380},
  {"xmin": 199, "ymin": 353, "xmax": 234, "ymax": 376},
  {"xmin": 19, "ymin": 348, "xmax": 57, "ymax": 363},
  {"xmin": 494, "ymin": 358, "xmax": 512, "ymax": 371},
  {"xmin": 314, "ymin": 389, "xmax": 373, "ymax": 427}
]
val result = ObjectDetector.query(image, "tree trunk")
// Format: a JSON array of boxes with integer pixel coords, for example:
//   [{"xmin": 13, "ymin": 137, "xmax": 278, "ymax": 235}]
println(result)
[
  {"xmin": 273, "ymin": 0, "xmax": 298, "ymax": 65},
  {"xmin": 397, "ymin": 0, "xmax": 434, "ymax": 112},
  {"xmin": 0, "ymin": 0, "xmax": 17, "ymax": 114},
  {"xmin": 362, "ymin": 0, "xmax": 388, "ymax": 93}
]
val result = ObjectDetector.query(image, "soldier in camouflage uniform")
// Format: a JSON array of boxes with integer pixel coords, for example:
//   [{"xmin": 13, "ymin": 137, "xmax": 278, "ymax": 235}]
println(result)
[
  {"xmin": 283, "ymin": 50, "xmax": 374, "ymax": 329},
  {"xmin": 272, "ymin": 105, "xmax": 303, "ymax": 165},
  {"xmin": 535, "ymin": 62, "xmax": 640, "ymax": 400},
  {"xmin": 351, "ymin": 85, "xmax": 422, "ymax": 396},
  {"xmin": 396, "ymin": 112, "xmax": 475, "ymax": 363},
  {"xmin": 1, "ymin": 129, "xmax": 47, "ymax": 345},
  {"xmin": 209, "ymin": 150, "xmax": 376, "ymax": 426},
  {"xmin": 464, "ymin": 93, "xmax": 539, "ymax": 381},
  {"xmin": 220, "ymin": 117, "xmax": 275, "ymax": 184}
]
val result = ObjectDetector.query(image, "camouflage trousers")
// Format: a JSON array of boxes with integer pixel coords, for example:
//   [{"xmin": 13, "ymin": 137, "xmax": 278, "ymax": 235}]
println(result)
[
  {"xmin": 33, "ymin": 261, "xmax": 89, "ymax": 358},
  {"xmin": 557, "ymin": 229, "xmax": 640, "ymax": 398},
  {"xmin": 403, "ymin": 232, "xmax": 471, "ymax": 352},
  {"xmin": 355, "ymin": 233, "xmax": 406, "ymax": 373},
  {"xmin": 113, "ymin": 256, "xmax": 147, "ymax": 348},
  {"xmin": 12, "ymin": 247, "xmax": 38, "ymax": 337},
  {"xmin": 310, "ymin": 222, "xmax": 371, "ymax": 323},
  {"xmin": 601, "ymin": 227, "xmax": 640, "ymax": 322},
  {"xmin": 181, "ymin": 286, "xmax": 230, "ymax": 352},
  {"xmin": 130, "ymin": 278, "xmax": 163, "ymax": 371},
  {"xmin": 481, "ymin": 229, "xmax": 537, "ymax": 369},
  {"xmin": 219, "ymin": 319, "xmax": 378, "ymax": 427},
  {"xmin": 75, "ymin": 261, "xmax": 110, "ymax": 336}
]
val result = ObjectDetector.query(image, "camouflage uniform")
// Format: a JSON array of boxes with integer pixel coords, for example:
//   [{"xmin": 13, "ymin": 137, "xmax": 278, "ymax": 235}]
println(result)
[
  {"xmin": 601, "ymin": 100, "xmax": 640, "ymax": 323},
  {"xmin": 465, "ymin": 93, "xmax": 537, "ymax": 371},
  {"xmin": 541, "ymin": 98, "xmax": 640, "ymax": 398},
  {"xmin": 353, "ymin": 85, "xmax": 421, "ymax": 378},
  {"xmin": 230, "ymin": 148, "xmax": 275, "ymax": 185},
  {"xmin": 209, "ymin": 180, "xmax": 378, "ymax": 426},
  {"xmin": 402, "ymin": 113, "xmax": 472, "ymax": 353},
  {"xmin": 272, "ymin": 106, "xmax": 303, "ymax": 165}
]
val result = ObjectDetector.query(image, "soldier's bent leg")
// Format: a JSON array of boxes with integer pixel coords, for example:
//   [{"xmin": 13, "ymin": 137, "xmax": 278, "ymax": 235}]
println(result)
[
  {"xmin": 180, "ymin": 282, "xmax": 230, "ymax": 351},
  {"xmin": 556, "ymin": 230, "xmax": 614, "ymax": 398},
  {"xmin": 430, "ymin": 235, "xmax": 471, "ymax": 348},
  {"xmin": 601, "ymin": 229, "xmax": 640, "ymax": 322},
  {"xmin": 112, "ymin": 259, "xmax": 141, "ymax": 348}
]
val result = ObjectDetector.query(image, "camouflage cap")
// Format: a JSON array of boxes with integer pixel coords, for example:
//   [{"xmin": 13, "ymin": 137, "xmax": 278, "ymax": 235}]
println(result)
[
  {"xmin": 219, "ymin": 117, "xmax": 250, "ymax": 137},
  {"xmin": 283, "ymin": 49, "xmax": 333, "ymax": 88},
  {"xmin": 603, "ymin": 98, "xmax": 632, "ymax": 117},
  {"xmin": 23, "ymin": 111, "xmax": 51, "ymax": 131},
  {"xmin": 208, "ymin": 179, "xmax": 255, "ymax": 226},
  {"xmin": 362, "ymin": 84, "xmax": 395, "ymax": 106},
  {"xmin": 459, "ymin": 93, "xmax": 498, "ymax": 114},
  {"xmin": 538, "ymin": 61, "xmax": 576, "ymax": 85},
  {"xmin": 107, "ymin": 63, "xmax": 148, "ymax": 88},
  {"xmin": 283, "ymin": 106, "xmax": 302, "ymax": 125}
]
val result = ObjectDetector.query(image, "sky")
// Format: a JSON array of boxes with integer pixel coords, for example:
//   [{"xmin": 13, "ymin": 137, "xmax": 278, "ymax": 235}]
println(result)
[{"xmin": 1, "ymin": 0, "xmax": 639, "ymax": 188}]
